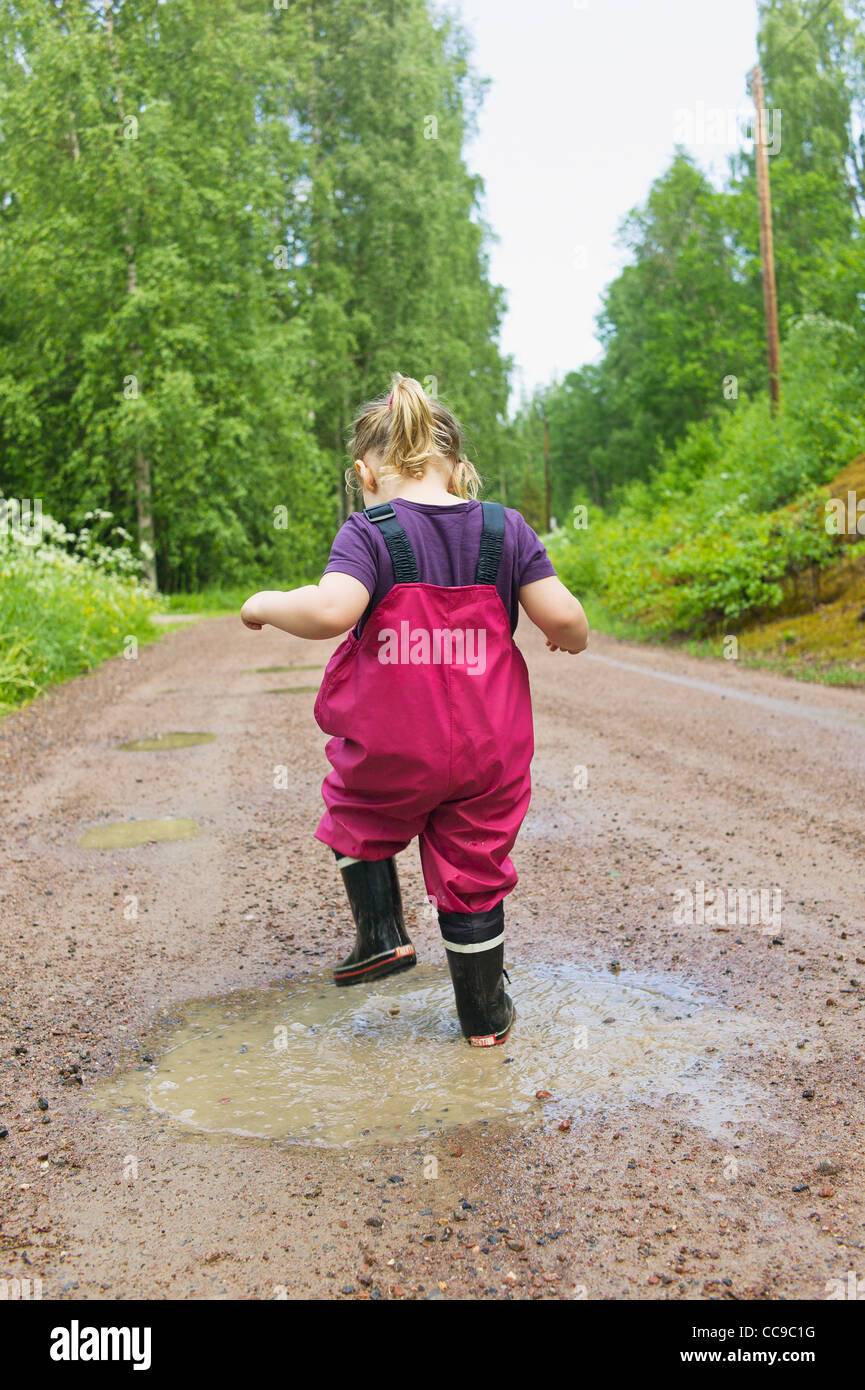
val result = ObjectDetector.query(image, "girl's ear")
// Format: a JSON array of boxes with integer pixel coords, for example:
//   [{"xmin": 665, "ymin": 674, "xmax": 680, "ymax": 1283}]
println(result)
[{"xmin": 355, "ymin": 458, "xmax": 377, "ymax": 492}]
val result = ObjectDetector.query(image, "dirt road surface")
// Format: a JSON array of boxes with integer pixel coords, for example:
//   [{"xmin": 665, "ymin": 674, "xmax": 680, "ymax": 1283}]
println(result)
[{"xmin": 1, "ymin": 617, "xmax": 863, "ymax": 1300}]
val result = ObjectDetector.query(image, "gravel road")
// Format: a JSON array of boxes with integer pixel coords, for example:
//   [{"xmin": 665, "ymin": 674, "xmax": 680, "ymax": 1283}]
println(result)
[{"xmin": 1, "ymin": 616, "xmax": 863, "ymax": 1300}]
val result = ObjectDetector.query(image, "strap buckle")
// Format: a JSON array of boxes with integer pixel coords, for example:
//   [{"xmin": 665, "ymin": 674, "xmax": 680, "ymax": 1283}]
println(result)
[
  {"xmin": 364, "ymin": 502, "xmax": 396, "ymax": 523},
  {"xmin": 362, "ymin": 501, "xmax": 419, "ymax": 583}
]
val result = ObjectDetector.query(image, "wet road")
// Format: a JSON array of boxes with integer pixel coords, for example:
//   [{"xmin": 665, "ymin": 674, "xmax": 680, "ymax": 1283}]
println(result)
[{"xmin": 1, "ymin": 617, "xmax": 863, "ymax": 1299}]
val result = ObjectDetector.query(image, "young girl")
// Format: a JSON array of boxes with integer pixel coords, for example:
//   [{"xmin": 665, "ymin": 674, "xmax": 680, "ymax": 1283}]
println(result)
[{"xmin": 241, "ymin": 375, "xmax": 588, "ymax": 1047}]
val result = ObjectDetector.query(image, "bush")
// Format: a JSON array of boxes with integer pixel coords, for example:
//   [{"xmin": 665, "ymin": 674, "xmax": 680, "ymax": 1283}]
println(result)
[
  {"xmin": 548, "ymin": 316, "xmax": 865, "ymax": 639},
  {"xmin": 0, "ymin": 502, "xmax": 160, "ymax": 711}
]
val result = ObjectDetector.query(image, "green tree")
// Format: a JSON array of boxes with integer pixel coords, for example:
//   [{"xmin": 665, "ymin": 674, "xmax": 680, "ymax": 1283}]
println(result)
[
  {"xmin": 0, "ymin": 0, "xmax": 511, "ymax": 587},
  {"xmin": 726, "ymin": 0, "xmax": 865, "ymax": 332},
  {"xmin": 0, "ymin": 0, "xmax": 330, "ymax": 591},
  {"xmin": 279, "ymin": 0, "xmax": 510, "ymax": 515},
  {"xmin": 528, "ymin": 0, "xmax": 865, "ymax": 517}
]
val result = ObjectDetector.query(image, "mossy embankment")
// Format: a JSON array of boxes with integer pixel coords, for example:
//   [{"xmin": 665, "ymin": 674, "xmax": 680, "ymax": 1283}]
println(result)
[{"xmin": 730, "ymin": 456, "xmax": 865, "ymax": 684}]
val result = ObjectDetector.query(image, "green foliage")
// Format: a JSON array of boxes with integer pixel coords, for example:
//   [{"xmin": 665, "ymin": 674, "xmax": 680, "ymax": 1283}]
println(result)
[
  {"xmin": 527, "ymin": 1, "xmax": 865, "ymax": 664},
  {"xmin": 1, "ymin": 0, "xmax": 863, "ymax": 657},
  {"xmin": 284, "ymin": 0, "xmax": 512, "ymax": 503},
  {"xmin": 162, "ymin": 586, "xmax": 256, "ymax": 616},
  {"xmin": 517, "ymin": 471, "xmax": 546, "ymax": 534},
  {"xmin": 512, "ymin": 0, "xmax": 865, "ymax": 519},
  {"xmin": 548, "ymin": 316, "xmax": 865, "ymax": 637},
  {"xmin": 0, "ymin": 505, "xmax": 159, "ymax": 710},
  {"xmin": 0, "ymin": 0, "xmax": 510, "ymax": 591}
]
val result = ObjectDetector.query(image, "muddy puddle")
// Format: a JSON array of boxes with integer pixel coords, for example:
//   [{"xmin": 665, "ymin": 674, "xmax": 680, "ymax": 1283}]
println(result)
[
  {"xmin": 78, "ymin": 816, "xmax": 201, "ymax": 849},
  {"xmin": 120, "ymin": 732, "xmax": 216, "ymax": 751},
  {"xmin": 94, "ymin": 962, "xmax": 781, "ymax": 1148}
]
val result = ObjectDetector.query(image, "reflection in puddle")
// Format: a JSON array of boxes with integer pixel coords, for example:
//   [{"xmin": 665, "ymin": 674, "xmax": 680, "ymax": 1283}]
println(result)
[
  {"xmin": 78, "ymin": 816, "xmax": 201, "ymax": 849},
  {"xmin": 95, "ymin": 962, "xmax": 778, "ymax": 1148},
  {"xmin": 120, "ymin": 732, "xmax": 216, "ymax": 751}
]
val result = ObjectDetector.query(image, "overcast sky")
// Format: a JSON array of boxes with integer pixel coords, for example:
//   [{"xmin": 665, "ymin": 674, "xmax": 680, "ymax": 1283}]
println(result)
[{"xmin": 454, "ymin": 0, "xmax": 762, "ymax": 406}]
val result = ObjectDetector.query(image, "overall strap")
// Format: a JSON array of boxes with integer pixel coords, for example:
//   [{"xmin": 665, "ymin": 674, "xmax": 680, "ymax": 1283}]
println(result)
[
  {"xmin": 364, "ymin": 502, "xmax": 419, "ymax": 583},
  {"xmin": 475, "ymin": 500, "xmax": 505, "ymax": 585}
]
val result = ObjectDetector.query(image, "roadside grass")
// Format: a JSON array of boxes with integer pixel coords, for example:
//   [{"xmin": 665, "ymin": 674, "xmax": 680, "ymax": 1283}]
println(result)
[
  {"xmin": 0, "ymin": 545, "xmax": 321, "ymax": 714},
  {"xmin": 0, "ymin": 549, "xmax": 162, "ymax": 715},
  {"xmin": 163, "ymin": 586, "xmax": 255, "ymax": 617}
]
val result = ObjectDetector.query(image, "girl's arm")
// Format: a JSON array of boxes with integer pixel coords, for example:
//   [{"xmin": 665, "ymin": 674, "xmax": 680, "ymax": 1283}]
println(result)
[
  {"xmin": 519, "ymin": 576, "xmax": 589, "ymax": 654},
  {"xmin": 241, "ymin": 572, "xmax": 370, "ymax": 639}
]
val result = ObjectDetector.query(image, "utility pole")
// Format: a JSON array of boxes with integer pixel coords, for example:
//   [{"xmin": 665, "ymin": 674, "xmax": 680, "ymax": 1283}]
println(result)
[
  {"xmin": 751, "ymin": 64, "xmax": 781, "ymax": 413},
  {"xmin": 542, "ymin": 414, "xmax": 552, "ymax": 532}
]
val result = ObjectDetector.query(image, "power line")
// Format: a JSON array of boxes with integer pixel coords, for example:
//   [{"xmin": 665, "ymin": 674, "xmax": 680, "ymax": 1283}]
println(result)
[{"xmin": 768, "ymin": 0, "xmax": 837, "ymax": 65}]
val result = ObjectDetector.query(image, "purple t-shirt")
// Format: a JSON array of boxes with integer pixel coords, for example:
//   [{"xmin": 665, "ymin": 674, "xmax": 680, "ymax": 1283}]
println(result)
[{"xmin": 322, "ymin": 498, "xmax": 556, "ymax": 635}]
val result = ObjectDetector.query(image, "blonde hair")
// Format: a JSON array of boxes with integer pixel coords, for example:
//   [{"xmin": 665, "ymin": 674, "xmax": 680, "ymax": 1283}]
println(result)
[{"xmin": 346, "ymin": 373, "xmax": 482, "ymax": 501}]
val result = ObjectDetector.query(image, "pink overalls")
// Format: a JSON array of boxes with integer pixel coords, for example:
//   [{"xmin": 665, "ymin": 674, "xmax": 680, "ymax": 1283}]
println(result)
[{"xmin": 314, "ymin": 501, "xmax": 534, "ymax": 914}]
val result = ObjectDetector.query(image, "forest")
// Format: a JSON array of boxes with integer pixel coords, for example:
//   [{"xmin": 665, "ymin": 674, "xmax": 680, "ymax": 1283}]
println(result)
[{"xmin": 1, "ymin": 0, "xmax": 864, "ymax": 704}]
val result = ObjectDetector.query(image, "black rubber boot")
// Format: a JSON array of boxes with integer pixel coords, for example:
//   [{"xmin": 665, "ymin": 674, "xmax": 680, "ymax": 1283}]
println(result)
[
  {"xmin": 332, "ymin": 852, "xmax": 416, "ymax": 986},
  {"xmin": 439, "ymin": 903, "xmax": 514, "ymax": 1046}
]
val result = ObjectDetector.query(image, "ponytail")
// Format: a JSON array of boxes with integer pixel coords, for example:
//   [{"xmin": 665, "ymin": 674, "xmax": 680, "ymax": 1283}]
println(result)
[
  {"xmin": 383, "ymin": 374, "xmax": 435, "ymax": 478},
  {"xmin": 449, "ymin": 456, "xmax": 482, "ymax": 501},
  {"xmin": 347, "ymin": 374, "xmax": 482, "ymax": 499}
]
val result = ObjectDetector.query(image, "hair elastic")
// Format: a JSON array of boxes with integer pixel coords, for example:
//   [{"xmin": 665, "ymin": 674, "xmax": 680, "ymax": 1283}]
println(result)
[{"xmin": 388, "ymin": 393, "xmax": 394, "ymax": 408}]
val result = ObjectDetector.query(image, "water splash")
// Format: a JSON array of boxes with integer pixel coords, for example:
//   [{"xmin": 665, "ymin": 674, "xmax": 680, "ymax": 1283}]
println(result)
[{"xmin": 95, "ymin": 962, "xmax": 779, "ymax": 1147}]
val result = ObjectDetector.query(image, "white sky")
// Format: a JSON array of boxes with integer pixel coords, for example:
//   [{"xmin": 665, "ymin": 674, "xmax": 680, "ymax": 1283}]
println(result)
[{"xmin": 455, "ymin": 0, "xmax": 761, "ymax": 406}]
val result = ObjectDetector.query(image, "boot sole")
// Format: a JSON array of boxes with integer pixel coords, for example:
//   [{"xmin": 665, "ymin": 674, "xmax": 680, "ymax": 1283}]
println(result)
[
  {"xmin": 333, "ymin": 943, "xmax": 417, "ymax": 987},
  {"xmin": 467, "ymin": 1003, "xmax": 515, "ymax": 1048}
]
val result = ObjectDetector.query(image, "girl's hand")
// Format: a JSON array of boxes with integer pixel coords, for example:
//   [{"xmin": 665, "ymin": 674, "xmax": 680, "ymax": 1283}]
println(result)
[
  {"xmin": 241, "ymin": 599, "xmax": 263, "ymax": 631},
  {"xmin": 546, "ymin": 638, "xmax": 582, "ymax": 654}
]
